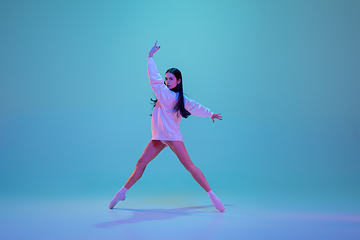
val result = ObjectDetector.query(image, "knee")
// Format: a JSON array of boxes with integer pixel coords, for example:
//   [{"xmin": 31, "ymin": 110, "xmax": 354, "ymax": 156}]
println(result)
[
  {"xmin": 185, "ymin": 164, "xmax": 197, "ymax": 173},
  {"xmin": 136, "ymin": 158, "xmax": 147, "ymax": 170}
]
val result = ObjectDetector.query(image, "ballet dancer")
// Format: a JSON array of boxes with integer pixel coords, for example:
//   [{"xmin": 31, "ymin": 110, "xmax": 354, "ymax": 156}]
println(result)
[{"xmin": 109, "ymin": 41, "xmax": 225, "ymax": 212}]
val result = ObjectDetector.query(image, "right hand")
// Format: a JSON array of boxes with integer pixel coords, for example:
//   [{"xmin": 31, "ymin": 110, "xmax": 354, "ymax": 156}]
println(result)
[{"xmin": 149, "ymin": 41, "xmax": 160, "ymax": 58}]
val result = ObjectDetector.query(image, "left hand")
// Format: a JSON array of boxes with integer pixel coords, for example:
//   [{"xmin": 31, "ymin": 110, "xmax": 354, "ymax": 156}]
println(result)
[{"xmin": 211, "ymin": 113, "xmax": 222, "ymax": 123}]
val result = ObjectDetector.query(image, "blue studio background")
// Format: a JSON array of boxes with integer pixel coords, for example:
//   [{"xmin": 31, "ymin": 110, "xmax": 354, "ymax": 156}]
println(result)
[{"xmin": 0, "ymin": 0, "xmax": 359, "ymax": 209}]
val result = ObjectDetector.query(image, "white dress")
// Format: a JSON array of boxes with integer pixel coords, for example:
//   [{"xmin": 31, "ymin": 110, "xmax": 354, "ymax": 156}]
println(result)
[{"xmin": 147, "ymin": 57, "xmax": 213, "ymax": 142}]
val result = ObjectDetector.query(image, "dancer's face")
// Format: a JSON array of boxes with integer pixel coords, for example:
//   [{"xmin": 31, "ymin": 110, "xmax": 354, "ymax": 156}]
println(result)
[{"xmin": 165, "ymin": 72, "xmax": 181, "ymax": 89}]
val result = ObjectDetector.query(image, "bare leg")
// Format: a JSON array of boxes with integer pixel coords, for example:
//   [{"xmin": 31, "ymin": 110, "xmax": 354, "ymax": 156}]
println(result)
[
  {"xmin": 166, "ymin": 140, "xmax": 225, "ymax": 212},
  {"xmin": 109, "ymin": 140, "xmax": 166, "ymax": 209},
  {"xmin": 166, "ymin": 141, "xmax": 211, "ymax": 192},
  {"xmin": 124, "ymin": 140, "xmax": 166, "ymax": 189}
]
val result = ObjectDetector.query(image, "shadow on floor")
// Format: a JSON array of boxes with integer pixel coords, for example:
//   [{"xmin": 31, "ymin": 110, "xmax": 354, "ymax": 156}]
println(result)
[{"xmin": 94, "ymin": 205, "xmax": 225, "ymax": 228}]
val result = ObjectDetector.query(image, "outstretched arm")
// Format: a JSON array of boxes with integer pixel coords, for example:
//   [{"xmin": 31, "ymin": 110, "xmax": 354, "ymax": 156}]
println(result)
[
  {"xmin": 211, "ymin": 113, "xmax": 222, "ymax": 123},
  {"xmin": 149, "ymin": 41, "xmax": 160, "ymax": 58},
  {"xmin": 184, "ymin": 97, "xmax": 221, "ymax": 123}
]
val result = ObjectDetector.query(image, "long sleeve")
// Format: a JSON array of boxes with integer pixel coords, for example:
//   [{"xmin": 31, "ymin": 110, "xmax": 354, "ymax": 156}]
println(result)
[
  {"xmin": 185, "ymin": 96, "xmax": 213, "ymax": 118},
  {"xmin": 147, "ymin": 57, "xmax": 177, "ymax": 110},
  {"xmin": 148, "ymin": 57, "xmax": 213, "ymax": 142}
]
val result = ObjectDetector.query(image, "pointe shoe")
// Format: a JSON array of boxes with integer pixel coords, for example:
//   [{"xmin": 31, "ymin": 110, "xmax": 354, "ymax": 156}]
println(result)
[
  {"xmin": 109, "ymin": 194, "xmax": 125, "ymax": 209},
  {"xmin": 210, "ymin": 195, "xmax": 225, "ymax": 212}
]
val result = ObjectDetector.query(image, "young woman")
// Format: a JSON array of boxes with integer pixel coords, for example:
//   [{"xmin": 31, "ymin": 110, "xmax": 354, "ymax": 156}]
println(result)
[{"xmin": 109, "ymin": 41, "xmax": 225, "ymax": 212}]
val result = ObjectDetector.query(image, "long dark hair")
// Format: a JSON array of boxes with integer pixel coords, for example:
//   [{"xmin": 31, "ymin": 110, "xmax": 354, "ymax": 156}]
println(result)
[{"xmin": 151, "ymin": 68, "xmax": 191, "ymax": 118}]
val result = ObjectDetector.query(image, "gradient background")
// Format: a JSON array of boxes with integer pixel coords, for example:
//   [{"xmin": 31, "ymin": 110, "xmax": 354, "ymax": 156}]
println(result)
[{"xmin": 1, "ymin": 0, "xmax": 359, "ymax": 215}]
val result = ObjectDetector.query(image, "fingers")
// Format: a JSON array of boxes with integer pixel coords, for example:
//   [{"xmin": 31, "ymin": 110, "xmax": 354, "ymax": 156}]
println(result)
[
  {"xmin": 149, "ymin": 41, "xmax": 160, "ymax": 57},
  {"xmin": 154, "ymin": 41, "xmax": 160, "ymax": 49},
  {"xmin": 213, "ymin": 114, "xmax": 222, "ymax": 121},
  {"xmin": 153, "ymin": 41, "xmax": 160, "ymax": 51}
]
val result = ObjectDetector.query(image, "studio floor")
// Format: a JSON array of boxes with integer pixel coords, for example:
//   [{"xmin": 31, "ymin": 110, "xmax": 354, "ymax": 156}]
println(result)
[{"xmin": 1, "ymin": 193, "xmax": 359, "ymax": 240}]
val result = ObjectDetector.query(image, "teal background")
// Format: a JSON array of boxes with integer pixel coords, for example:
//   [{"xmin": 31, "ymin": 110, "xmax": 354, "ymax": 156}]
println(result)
[{"xmin": 0, "ymin": 0, "xmax": 359, "ymax": 209}]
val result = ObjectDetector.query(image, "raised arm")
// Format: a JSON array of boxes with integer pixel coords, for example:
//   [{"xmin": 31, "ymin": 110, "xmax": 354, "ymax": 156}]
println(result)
[{"xmin": 147, "ymin": 41, "xmax": 177, "ymax": 109}]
